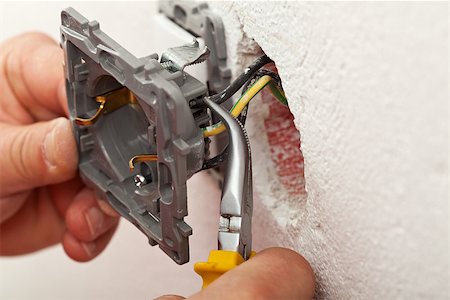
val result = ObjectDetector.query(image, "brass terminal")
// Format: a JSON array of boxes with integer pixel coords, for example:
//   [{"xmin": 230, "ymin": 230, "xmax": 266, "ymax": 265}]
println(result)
[
  {"xmin": 129, "ymin": 154, "xmax": 158, "ymax": 171},
  {"xmin": 75, "ymin": 87, "xmax": 138, "ymax": 126}
]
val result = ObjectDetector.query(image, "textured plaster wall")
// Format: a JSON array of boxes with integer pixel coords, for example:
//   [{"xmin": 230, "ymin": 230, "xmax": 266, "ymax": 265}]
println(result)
[{"xmin": 208, "ymin": 2, "xmax": 449, "ymax": 299}]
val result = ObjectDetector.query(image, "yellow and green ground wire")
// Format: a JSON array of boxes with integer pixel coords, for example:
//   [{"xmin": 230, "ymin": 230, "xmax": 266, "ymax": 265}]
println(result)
[{"xmin": 203, "ymin": 75, "xmax": 288, "ymax": 137}]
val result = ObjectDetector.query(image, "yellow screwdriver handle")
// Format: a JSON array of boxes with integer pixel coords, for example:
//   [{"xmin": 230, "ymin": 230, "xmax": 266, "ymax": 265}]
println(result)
[{"xmin": 194, "ymin": 250, "xmax": 256, "ymax": 289}]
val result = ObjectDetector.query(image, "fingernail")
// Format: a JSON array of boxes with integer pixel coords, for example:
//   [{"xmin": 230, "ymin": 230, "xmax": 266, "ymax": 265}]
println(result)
[
  {"xmin": 43, "ymin": 118, "xmax": 65, "ymax": 167},
  {"xmin": 43, "ymin": 118, "xmax": 77, "ymax": 170},
  {"xmin": 98, "ymin": 199, "xmax": 120, "ymax": 218},
  {"xmin": 81, "ymin": 241, "xmax": 96, "ymax": 257},
  {"xmin": 85, "ymin": 206, "xmax": 105, "ymax": 237}
]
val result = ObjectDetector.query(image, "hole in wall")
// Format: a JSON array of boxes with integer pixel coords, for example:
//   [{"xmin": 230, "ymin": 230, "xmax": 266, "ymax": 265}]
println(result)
[
  {"xmin": 260, "ymin": 65, "xmax": 306, "ymax": 198},
  {"xmin": 233, "ymin": 38, "xmax": 308, "ymax": 258},
  {"xmin": 239, "ymin": 46, "xmax": 306, "ymax": 199}
]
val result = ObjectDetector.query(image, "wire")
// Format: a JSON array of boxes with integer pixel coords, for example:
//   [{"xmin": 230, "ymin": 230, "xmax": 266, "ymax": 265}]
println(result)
[
  {"xmin": 238, "ymin": 69, "xmax": 286, "ymax": 126},
  {"xmin": 201, "ymin": 63, "xmax": 288, "ymax": 171},
  {"xmin": 202, "ymin": 54, "xmax": 273, "ymax": 105},
  {"xmin": 241, "ymin": 69, "xmax": 282, "ymax": 97},
  {"xmin": 233, "ymin": 75, "xmax": 270, "ymax": 114},
  {"xmin": 202, "ymin": 147, "xmax": 229, "ymax": 170},
  {"xmin": 202, "ymin": 122, "xmax": 227, "ymax": 138},
  {"xmin": 238, "ymin": 70, "xmax": 277, "ymax": 126},
  {"xmin": 202, "ymin": 75, "xmax": 287, "ymax": 137}
]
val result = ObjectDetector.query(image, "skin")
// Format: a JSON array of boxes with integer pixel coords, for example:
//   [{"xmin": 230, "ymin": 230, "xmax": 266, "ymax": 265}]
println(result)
[
  {"xmin": 0, "ymin": 33, "xmax": 315, "ymax": 299},
  {"xmin": 0, "ymin": 32, "xmax": 120, "ymax": 261}
]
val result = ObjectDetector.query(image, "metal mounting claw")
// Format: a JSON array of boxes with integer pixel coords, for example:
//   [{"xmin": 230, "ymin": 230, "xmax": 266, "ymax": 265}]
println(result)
[
  {"xmin": 160, "ymin": 39, "xmax": 210, "ymax": 73},
  {"xmin": 75, "ymin": 87, "xmax": 138, "ymax": 126},
  {"xmin": 129, "ymin": 154, "xmax": 158, "ymax": 171}
]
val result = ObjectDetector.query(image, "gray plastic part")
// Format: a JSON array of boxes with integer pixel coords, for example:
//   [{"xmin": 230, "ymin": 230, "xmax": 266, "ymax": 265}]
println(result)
[
  {"xmin": 159, "ymin": 0, "xmax": 231, "ymax": 94},
  {"xmin": 60, "ymin": 7, "xmax": 209, "ymax": 264}
]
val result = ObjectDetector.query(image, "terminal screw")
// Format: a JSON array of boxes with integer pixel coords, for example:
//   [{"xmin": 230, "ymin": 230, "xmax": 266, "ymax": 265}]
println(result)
[{"xmin": 134, "ymin": 174, "xmax": 147, "ymax": 188}]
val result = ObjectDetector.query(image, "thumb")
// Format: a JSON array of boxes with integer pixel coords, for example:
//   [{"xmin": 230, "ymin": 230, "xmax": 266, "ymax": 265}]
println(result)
[
  {"xmin": 190, "ymin": 248, "xmax": 315, "ymax": 300},
  {"xmin": 0, "ymin": 117, "xmax": 78, "ymax": 196}
]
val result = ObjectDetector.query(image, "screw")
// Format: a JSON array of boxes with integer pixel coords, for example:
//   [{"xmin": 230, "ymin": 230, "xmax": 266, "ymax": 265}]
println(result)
[{"xmin": 134, "ymin": 174, "xmax": 147, "ymax": 188}]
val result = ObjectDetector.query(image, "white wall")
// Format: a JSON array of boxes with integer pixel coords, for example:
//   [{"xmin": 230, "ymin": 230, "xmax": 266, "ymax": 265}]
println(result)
[{"xmin": 208, "ymin": 2, "xmax": 449, "ymax": 299}]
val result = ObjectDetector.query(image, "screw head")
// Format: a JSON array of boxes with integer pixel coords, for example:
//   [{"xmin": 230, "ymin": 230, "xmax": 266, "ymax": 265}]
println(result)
[{"xmin": 134, "ymin": 174, "xmax": 147, "ymax": 188}]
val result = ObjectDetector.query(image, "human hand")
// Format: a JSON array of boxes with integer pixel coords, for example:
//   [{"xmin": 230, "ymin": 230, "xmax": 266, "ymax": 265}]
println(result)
[
  {"xmin": 156, "ymin": 248, "xmax": 315, "ymax": 300},
  {"xmin": 0, "ymin": 32, "xmax": 119, "ymax": 261}
]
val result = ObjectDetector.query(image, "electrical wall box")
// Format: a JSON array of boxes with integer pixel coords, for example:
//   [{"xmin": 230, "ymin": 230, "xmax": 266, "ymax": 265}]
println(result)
[{"xmin": 60, "ymin": 1, "xmax": 230, "ymax": 265}]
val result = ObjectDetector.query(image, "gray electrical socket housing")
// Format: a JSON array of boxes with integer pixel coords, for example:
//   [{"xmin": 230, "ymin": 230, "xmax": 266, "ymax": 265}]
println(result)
[
  {"xmin": 159, "ymin": 0, "xmax": 232, "ymax": 158},
  {"xmin": 159, "ymin": 0, "xmax": 231, "ymax": 94},
  {"xmin": 60, "ymin": 7, "xmax": 210, "ymax": 264}
]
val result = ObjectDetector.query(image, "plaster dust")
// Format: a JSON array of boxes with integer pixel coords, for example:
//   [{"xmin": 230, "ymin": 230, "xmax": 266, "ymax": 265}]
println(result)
[{"xmin": 208, "ymin": 1, "xmax": 449, "ymax": 299}]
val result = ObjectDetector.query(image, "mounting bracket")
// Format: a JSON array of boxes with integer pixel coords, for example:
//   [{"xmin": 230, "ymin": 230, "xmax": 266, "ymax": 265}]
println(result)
[
  {"xmin": 159, "ymin": 0, "xmax": 231, "ymax": 95},
  {"xmin": 60, "ymin": 7, "xmax": 210, "ymax": 264}
]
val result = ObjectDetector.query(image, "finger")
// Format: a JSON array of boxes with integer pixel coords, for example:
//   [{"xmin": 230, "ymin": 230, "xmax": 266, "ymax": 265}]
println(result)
[
  {"xmin": 48, "ymin": 176, "xmax": 84, "ymax": 218},
  {"xmin": 97, "ymin": 198, "xmax": 120, "ymax": 218},
  {"xmin": 0, "ymin": 176, "xmax": 86, "ymax": 254},
  {"xmin": 0, "ymin": 187, "xmax": 71, "ymax": 255},
  {"xmin": 0, "ymin": 117, "xmax": 78, "ymax": 196},
  {"xmin": 65, "ymin": 188, "xmax": 119, "ymax": 242},
  {"xmin": 0, "ymin": 192, "xmax": 28, "ymax": 223},
  {"xmin": 62, "ymin": 224, "xmax": 118, "ymax": 262},
  {"xmin": 0, "ymin": 32, "xmax": 67, "ymax": 123},
  {"xmin": 191, "ymin": 248, "xmax": 315, "ymax": 300}
]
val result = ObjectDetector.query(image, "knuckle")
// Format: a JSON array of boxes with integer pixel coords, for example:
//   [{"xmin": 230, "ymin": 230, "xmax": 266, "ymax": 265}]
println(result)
[
  {"xmin": 0, "ymin": 124, "xmax": 56, "ymax": 195},
  {"xmin": 65, "ymin": 207, "xmax": 91, "ymax": 241},
  {"xmin": 9, "ymin": 126, "xmax": 34, "ymax": 181}
]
